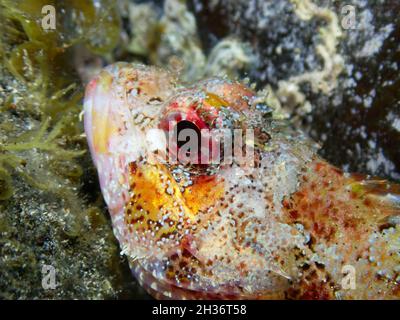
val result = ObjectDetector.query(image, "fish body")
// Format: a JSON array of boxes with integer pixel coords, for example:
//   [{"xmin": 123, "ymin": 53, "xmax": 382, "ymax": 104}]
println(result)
[{"xmin": 84, "ymin": 62, "xmax": 400, "ymax": 299}]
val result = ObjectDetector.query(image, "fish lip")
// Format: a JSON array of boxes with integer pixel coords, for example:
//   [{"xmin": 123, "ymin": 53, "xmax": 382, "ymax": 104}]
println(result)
[{"xmin": 83, "ymin": 78, "xmax": 97, "ymax": 164}]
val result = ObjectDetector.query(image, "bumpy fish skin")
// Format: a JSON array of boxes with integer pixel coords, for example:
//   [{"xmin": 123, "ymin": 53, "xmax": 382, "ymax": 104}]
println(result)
[{"xmin": 84, "ymin": 62, "xmax": 400, "ymax": 299}]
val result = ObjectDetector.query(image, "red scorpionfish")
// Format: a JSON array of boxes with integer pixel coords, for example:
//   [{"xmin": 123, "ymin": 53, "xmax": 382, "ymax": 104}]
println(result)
[{"xmin": 84, "ymin": 62, "xmax": 400, "ymax": 299}]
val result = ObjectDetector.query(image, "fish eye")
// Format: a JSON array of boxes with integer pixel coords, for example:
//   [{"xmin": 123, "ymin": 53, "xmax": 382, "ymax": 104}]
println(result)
[
  {"xmin": 162, "ymin": 117, "xmax": 220, "ymax": 167},
  {"xmin": 158, "ymin": 97, "xmax": 228, "ymax": 167}
]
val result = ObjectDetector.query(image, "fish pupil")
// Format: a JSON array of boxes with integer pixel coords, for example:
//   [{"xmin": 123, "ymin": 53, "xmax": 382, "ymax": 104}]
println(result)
[{"xmin": 175, "ymin": 120, "xmax": 202, "ymax": 157}]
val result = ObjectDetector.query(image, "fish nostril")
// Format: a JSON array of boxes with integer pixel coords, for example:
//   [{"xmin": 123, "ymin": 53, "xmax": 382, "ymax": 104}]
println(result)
[{"xmin": 148, "ymin": 96, "xmax": 163, "ymax": 104}]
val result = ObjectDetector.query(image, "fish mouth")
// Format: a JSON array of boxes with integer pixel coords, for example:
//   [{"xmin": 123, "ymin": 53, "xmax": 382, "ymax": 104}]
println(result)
[
  {"xmin": 129, "ymin": 257, "xmax": 288, "ymax": 300},
  {"xmin": 83, "ymin": 63, "xmax": 177, "ymax": 159}
]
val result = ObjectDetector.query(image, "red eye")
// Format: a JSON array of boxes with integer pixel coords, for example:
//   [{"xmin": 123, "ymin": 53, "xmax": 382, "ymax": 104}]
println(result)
[
  {"xmin": 159, "ymin": 102, "xmax": 209, "ymax": 131},
  {"xmin": 159, "ymin": 117, "xmax": 207, "ymax": 165},
  {"xmin": 159, "ymin": 116, "xmax": 220, "ymax": 166}
]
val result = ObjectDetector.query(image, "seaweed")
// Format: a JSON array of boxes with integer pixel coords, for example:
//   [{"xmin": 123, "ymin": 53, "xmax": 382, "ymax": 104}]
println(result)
[
  {"xmin": 0, "ymin": 0, "xmax": 123, "ymax": 196},
  {"xmin": 0, "ymin": 116, "xmax": 85, "ymax": 200},
  {"xmin": 0, "ymin": 166, "xmax": 13, "ymax": 200},
  {"xmin": 0, "ymin": 0, "xmax": 147, "ymax": 299}
]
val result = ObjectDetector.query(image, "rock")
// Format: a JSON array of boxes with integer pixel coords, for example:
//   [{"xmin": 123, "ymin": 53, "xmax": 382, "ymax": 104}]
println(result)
[{"xmin": 188, "ymin": 0, "xmax": 400, "ymax": 181}]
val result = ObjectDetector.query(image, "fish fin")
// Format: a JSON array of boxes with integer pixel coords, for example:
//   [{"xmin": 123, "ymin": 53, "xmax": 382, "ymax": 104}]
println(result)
[{"xmin": 350, "ymin": 175, "xmax": 400, "ymax": 217}]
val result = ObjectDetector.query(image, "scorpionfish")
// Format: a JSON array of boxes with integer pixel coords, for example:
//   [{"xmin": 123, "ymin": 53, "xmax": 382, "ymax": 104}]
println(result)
[{"xmin": 84, "ymin": 62, "xmax": 400, "ymax": 299}]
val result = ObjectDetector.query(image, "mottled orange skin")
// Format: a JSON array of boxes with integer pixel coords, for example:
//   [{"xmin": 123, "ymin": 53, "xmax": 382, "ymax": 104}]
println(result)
[
  {"xmin": 282, "ymin": 160, "xmax": 400, "ymax": 299},
  {"xmin": 84, "ymin": 63, "xmax": 400, "ymax": 300}
]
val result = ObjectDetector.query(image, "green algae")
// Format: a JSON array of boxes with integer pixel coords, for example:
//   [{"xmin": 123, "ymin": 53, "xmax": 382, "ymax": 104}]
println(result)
[
  {"xmin": 0, "ymin": 0, "xmax": 122, "ymax": 199},
  {"xmin": 0, "ymin": 1, "xmax": 113, "ymax": 111},
  {"xmin": 0, "ymin": 0, "xmax": 149, "ymax": 299},
  {"xmin": 0, "ymin": 167, "xmax": 13, "ymax": 200},
  {"xmin": 0, "ymin": 116, "xmax": 85, "ymax": 200}
]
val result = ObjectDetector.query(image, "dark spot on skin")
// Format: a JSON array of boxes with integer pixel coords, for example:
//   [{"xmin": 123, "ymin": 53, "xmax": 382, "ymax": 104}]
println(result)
[
  {"xmin": 149, "ymin": 97, "xmax": 163, "ymax": 103},
  {"xmin": 299, "ymin": 281, "xmax": 331, "ymax": 300},
  {"xmin": 363, "ymin": 198, "xmax": 372, "ymax": 207},
  {"xmin": 315, "ymin": 262, "xmax": 325, "ymax": 270},
  {"xmin": 301, "ymin": 263, "xmax": 311, "ymax": 271},
  {"xmin": 182, "ymin": 248, "xmax": 192, "ymax": 258},
  {"xmin": 375, "ymin": 273, "xmax": 385, "ymax": 281},
  {"xmin": 289, "ymin": 210, "xmax": 299, "ymax": 220},
  {"xmin": 170, "ymin": 253, "xmax": 179, "ymax": 261},
  {"xmin": 131, "ymin": 215, "xmax": 145, "ymax": 224},
  {"xmin": 129, "ymin": 162, "xmax": 137, "ymax": 174},
  {"xmin": 379, "ymin": 223, "xmax": 393, "ymax": 232}
]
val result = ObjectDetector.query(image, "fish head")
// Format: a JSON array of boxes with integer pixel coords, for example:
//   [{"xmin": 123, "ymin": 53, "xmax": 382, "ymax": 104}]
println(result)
[{"xmin": 84, "ymin": 63, "xmax": 316, "ymax": 298}]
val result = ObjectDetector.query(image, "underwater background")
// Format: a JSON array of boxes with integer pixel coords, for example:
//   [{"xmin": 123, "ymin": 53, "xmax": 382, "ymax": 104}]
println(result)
[{"xmin": 0, "ymin": 0, "xmax": 399, "ymax": 299}]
